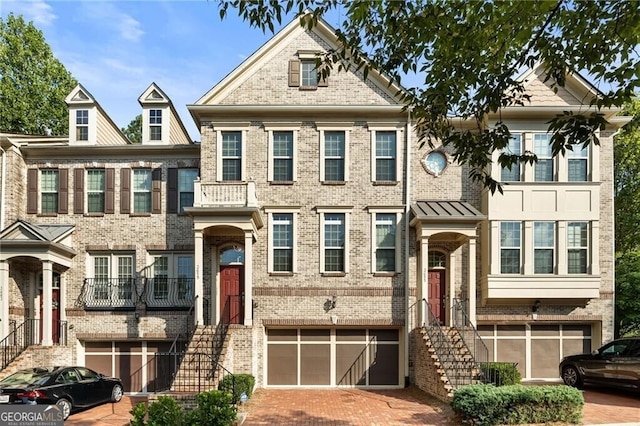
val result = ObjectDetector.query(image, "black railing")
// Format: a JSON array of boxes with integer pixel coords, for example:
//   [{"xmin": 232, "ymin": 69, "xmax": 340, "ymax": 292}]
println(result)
[
  {"xmin": 2, "ymin": 320, "xmax": 36, "ymax": 371},
  {"xmin": 80, "ymin": 278, "xmax": 140, "ymax": 309},
  {"xmin": 143, "ymin": 278, "xmax": 195, "ymax": 309},
  {"xmin": 153, "ymin": 351, "xmax": 236, "ymax": 395},
  {"xmin": 211, "ymin": 298, "xmax": 232, "ymax": 367},
  {"xmin": 451, "ymin": 298, "xmax": 489, "ymax": 383}
]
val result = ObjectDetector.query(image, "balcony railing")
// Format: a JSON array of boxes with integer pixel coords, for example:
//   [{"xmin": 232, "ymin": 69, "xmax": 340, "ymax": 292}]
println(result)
[
  {"xmin": 80, "ymin": 278, "xmax": 140, "ymax": 310},
  {"xmin": 142, "ymin": 278, "xmax": 194, "ymax": 309},
  {"xmin": 193, "ymin": 180, "xmax": 257, "ymax": 208}
]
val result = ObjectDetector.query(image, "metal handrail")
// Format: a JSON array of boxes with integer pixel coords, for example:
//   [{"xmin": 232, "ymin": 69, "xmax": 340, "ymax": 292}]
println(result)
[
  {"xmin": 421, "ymin": 298, "xmax": 456, "ymax": 385},
  {"xmin": 452, "ymin": 298, "xmax": 489, "ymax": 382},
  {"xmin": 168, "ymin": 295, "xmax": 198, "ymax": 355},
  {"xmin": 1, "ymin": 319, "xmax": 37, "ymax": 371},
  {"xmin": 80, "ymin": 278, "xmax": 140, "ymax": 309},
  {"xmin": 142, "ymin": 277, "xmax": 195, "ymax": 308},
  {"xmin": 153, "ymin": 351, "xmax": 236, "ymax": 396}
]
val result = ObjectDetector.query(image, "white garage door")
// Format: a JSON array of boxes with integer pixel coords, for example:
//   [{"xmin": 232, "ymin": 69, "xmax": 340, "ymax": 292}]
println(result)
[{"xmin": 266, "ymin": 328, "xmax": 400, "ymax": 387}]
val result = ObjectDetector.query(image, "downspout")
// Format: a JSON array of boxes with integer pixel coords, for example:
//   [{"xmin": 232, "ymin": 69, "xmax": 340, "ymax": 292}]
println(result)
[
  {"xmin": 609, "ymin": 128, "xmax": 622, "ymax": 339},
  {"xmin": 0, "ymin": 143, "xmax": 5, "ymax": 231},
  {"xmin": 403, "ymin": 110, "xmax": 412, "ymax": 387}
]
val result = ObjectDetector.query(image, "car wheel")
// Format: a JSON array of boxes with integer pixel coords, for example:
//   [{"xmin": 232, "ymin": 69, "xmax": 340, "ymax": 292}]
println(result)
[
  {"xmin": 562, "ymin": 365, "xmax": 583, "ymax": 388},
  {"xmin": 110, "ymin": 384, "xmax": 123, "ymax": 403},
  {"xmin": 56, "ymin": 398, "xmax": 72, "ymax": 420}
]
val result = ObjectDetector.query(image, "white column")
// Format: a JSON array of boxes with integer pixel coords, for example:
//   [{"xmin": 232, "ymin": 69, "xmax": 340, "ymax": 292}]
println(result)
[
  {"xmin": 419, "ymin": 235, "xmax": 429, "ymax": 326},
  {"xmin": 468, "ymin": 237, "xmax": 477, "ymax": 327},
  {"xmin": 194, "ymin": 230, "xmax": 204, "ymax": 326},
  {"xmin": 244, "ymin": 232, "xmax": 253, "ymax": 326},
  {"xmin": 59, "ymin": 274, "xmax": 67, "ymax": 323},
  {"xmin": 1, "ymin": 260, "xmax": 9, "ymax": 340},
  {"xmin": 449, "ymin": 249, "xmax": 457, "ymax": 325},
  {"xmin": 41, "ymin": 261, "xmax": 53, "ymax": 346},
  {"xmin": 557, "ymin": 221, "xmax": 568, "ymax": 275}
]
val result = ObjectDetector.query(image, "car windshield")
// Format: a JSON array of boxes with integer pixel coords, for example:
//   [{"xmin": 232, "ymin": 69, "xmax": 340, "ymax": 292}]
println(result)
[{"xmin": 0, "ymin": 369, "xmax": 53, "ymax": 386}]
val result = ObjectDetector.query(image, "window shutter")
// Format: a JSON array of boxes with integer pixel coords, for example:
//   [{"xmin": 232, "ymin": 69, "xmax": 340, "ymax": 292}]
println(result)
[
  {"xmin": 167, "ymin": 168, "xmax": 178, "ymax": 213},
  {"xmin": 27, "ymin": 169, "xmax": 38, "ymax": 214},
  {"xmin": 288, "ymin": 60, "xmax": 300, "ymax": 87},
  {"xmin": 74, "ymin": 168, "xmax": 84, "ymax": 214},
  {"xmin": 59, "ymin": 169, "xmax": 68, "ymax": 214},
  {"xmin": 105, "ymin": 168, "xmax": 115, "ymax": 214},
  {"xmin": 152, "ymin": 168, "xmax": 162, "ymax": 214},
  {"xmin": 120, "ymin": 168, "xmax": 131, "ymax": 214}
]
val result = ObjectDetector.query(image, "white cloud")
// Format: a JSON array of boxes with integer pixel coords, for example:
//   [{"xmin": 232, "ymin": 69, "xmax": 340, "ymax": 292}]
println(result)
[
  {"xmin": 77, "ymin": 1, "xmax": 144, "ymax": 43},
  {"xmin": 117, "ymin": 13, "xmax": 144, "ymax": 42},
  {"xmin": 3, "ymin": 0, "xmax": 56, "ymax": 27}
]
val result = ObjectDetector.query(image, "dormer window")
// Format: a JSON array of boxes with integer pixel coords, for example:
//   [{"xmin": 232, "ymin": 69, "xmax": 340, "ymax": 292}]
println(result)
[
  {"xmin": 150, "ymin": 109, "xmax": 162, "ymax": 141},
  {"xmin": 76, "ymin": 110, "xmax": 89, "ymax": 141}
]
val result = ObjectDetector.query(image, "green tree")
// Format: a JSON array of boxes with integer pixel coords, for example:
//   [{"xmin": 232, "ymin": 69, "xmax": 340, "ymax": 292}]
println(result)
[
  {"xmin": 122, "ymin": 114, "xmax": 142, "ymax": 144},
  {"xmin": 0, "ymin": 13, "xmax": 77, "ymax": 136},
  {"xmin": 615, "ymin": 251, "xmax": 640, "ymax": 337},
  {"xmin": 218, "ymin": 0, "xmax": 639, "ymax": 192}
]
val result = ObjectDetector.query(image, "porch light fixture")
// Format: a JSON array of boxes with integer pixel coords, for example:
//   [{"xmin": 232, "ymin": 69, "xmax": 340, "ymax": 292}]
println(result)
[
  {"xmin": 532, "ymin": 300, "xmax": 541, "ymax": 313},
  {"xmin": 328, "ymin": 295, "xmax": 337, "ymax": 310}
]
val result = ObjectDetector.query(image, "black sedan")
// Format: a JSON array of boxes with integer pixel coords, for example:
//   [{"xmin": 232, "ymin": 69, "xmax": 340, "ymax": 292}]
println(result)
[
  {"xmin": 0, "ymin": 366, "xmax": 123, "ymax": 420},
  {"xmin": 559, "ymin": 337, "xmax": 640, "ymax": 391}
]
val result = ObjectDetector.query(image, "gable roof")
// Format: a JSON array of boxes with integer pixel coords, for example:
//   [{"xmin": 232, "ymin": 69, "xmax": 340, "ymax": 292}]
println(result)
[
  {"xmin": 193, "ymin": 12, "xmax": 406, "ymax": 107},
  {"xmin": 138, "ymin": 82, "xmax": 194, "ymax": 145},
  {"xmin": 0, "ymin": 219, "xmax": 74, "ymax": 242}
]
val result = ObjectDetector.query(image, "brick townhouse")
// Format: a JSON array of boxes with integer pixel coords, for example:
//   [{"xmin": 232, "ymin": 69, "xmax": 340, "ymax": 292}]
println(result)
[{"xmin": 0, "ymin": 13, "xmax": 630, "ymax": 396}]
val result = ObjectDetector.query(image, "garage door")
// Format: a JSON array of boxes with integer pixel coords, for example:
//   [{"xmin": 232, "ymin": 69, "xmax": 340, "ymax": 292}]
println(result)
[
  {"xmin": 266, "ymin": 328, "xmax": 400, "ymax": 387},
  {"xmin": 84, "ymin": 341, "xmax": 172, "ymax": 393},
  {"xmin": 478, "ymin": 324, "xmax": 592, "ymax": 379}
]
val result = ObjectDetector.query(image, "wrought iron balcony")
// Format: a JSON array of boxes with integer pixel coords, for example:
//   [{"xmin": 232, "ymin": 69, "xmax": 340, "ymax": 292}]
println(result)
[
  {"xmin": 142, "ymin": 278, "xmax": 195, "ymax": 309},
  {"xmin": 193, "ymin": 180, "xmax": 258, "ymax": 208},
  {"xmin": 80, "ymin": 278, "xmax": 140, "ymax": 310}
]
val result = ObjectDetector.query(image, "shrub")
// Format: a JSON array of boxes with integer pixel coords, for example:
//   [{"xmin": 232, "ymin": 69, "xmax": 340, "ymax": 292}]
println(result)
[
  {"xmin": 185, "ymin": 390, "xmax": 237, "ymax": 426},
  {"xmin": 218, "ymin": 373, "xmax": 255, "ymax": 403},
  {"xmin": 480, "ymin": 362, "xmax": 522, "ymax": 386},
  {"xmin": 452, "ymin": 384, "xmax": 583, "ymax": 426},
  {"xmin": 130, "ymin": 396, "xmax": 185, "ymax": 426}
]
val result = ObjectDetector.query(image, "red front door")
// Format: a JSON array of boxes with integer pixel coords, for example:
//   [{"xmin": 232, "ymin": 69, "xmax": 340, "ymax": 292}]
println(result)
[
  {"xmin": 39, "ymin": 288, "xmax": 60, "ymax": 343},
  {"xmin": 220, "ymin": 265, "xmax": 244, "ymax": 324},
  {"xmin": 428, "ymin": 270, "xmax": 446, "ymax": 324}
]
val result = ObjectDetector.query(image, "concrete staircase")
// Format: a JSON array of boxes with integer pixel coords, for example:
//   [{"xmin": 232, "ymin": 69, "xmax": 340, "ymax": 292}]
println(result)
[{"xmin": 170, "ymin": 325, "xmax": 229, "ymax": 393}]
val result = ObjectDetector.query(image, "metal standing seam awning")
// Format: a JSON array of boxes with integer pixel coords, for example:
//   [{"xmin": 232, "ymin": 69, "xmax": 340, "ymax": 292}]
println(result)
[{"xmin": 410, "ymin": 200, "xmax": 486, "ymax": 223}]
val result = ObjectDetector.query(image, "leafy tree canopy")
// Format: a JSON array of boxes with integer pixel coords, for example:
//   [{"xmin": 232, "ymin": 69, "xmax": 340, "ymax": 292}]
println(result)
[
  {"xmin": 122, "ymin": 114, "xmax": 142, "ymax": 144},
  {"xmin": 615, "ymin": 251, "xmax": 640, "ymax": 337},
  {"xmin": 0, "ymin": 13, "xmax": 77, "ymax": 136},
  {"xmin": 219, "ymin": 0, "xmax": 640, "ymax": 192}
]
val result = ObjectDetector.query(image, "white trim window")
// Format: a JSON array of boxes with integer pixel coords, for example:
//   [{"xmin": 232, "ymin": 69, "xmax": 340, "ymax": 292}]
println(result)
[
  {"xmin": 369, "ymin": 127, "xmax": 400, "ymax": 182},
  {"xmin": 500, "ymin": 222, "xmax": 521, "ymax": 274},
  {"xmin": 318, "ymin": 208, "xmax": 351, "ymax": 273},
  {"xmin": 87, "ymin": 169, "xmax": 105, "ymax": 213},
  {"xmin": 568, "ymin": 145, "xmax": 588, "ymax": 182},
  {"xmin": 41, "ymin": 169, "xmax": 59, "ymax": 214},
  {"xmin": 534, "ymin": 222, "xmax": 555, "ymax": 274},
  {"xmin": 178, "ymin": 168, "xmax": 198, "ymax": 213},
  {"xmin": 266, "ymin": 210, "xmax": 299, "ymax": 273},
  {"xmin": 501, "ymin": 134, "xmax": 522, "ymax": 182},
  {"xmin": 271, "ymin": 131, "xmax": 295, "ymax": 182},
  {"xmin": 533, "ymin": 134, "xmax": 554, "ymax": 182},
  {"xmin": 567, "ymin": 222, "xmax": 588, "ymax": 274},
  {"xmin": 150, "ymin": 109, "xmax": 162, "ymax": 141},
  {"xmin": 148, "ymin": 254, "xmax": 194, "ymax": 305},
  {"xmin": 90, "ymin": 254, "xmax": 135, "ymax": 307},
  {"xmin": 301, "ymin": 60, "xmax": 318, "ymax": 88},
  {"xmin": 76, "ymin": 110, "xmax": 89, "ymax": 141},
  {"xmin": 373, "ymin": 212, "xmax": 399, "ymax": 273},
  {"xmin": 222, "ymin": 131, "xmax": 242, "ymax": 181},
  {"xmin": 323, "ymin": 131, "xmax": 346, "ymax": 182},
  {"xmin": 133, "ymin": 169, "xmax": 152, "ymax": 213}
]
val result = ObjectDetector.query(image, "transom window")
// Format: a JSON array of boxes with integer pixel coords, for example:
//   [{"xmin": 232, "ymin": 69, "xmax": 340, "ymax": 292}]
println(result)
[
  {"xmin": 500, "ymin": 222, "xmax": 521, "ymax": 274},
  {"xmin": 501, "ymin": 134, "xmax": 522, "ymax": 182},
  {"xmin": 534, "ymin": 222, "xmax": 555, "ymax": 274},
  {"xmin": 428, "ymin": 252, "xmax": 446, "ymax": 269},
  {"xmin": 272, "ymin": 213, "xmax": 294, "ymax": 272},
  {"xmin": 178, "ymin": 168, "xmax": 198, "ymax": 213},
  {"xmin": 324, "ymin": 131, "xmax": 345, "ymax": 181},
  {"xmin": 533, "ymin": 134, "xmax": 554, "ymax": 182},
  {"xmin": 375, "ymin": 131, "xmax": 397, "ymax": 181},
  {"xmin": 301, "ymin": 61, "xmax": 317, "ymax": 87},
  {"xmin": 323, "ymin": 213, "xmax": 346, "ymax": 273},
  {"xmin": 273, "ymin": 131, "xmax": 294, "ymax": 181},
  {"xmin": 222, "ymin": 131, "xmax": 242, "ymax": 181},
  {"xmin": 76, "ymin": 110, "xmax": 89, "ymax": 141},
  {"xmin": 133, "ymin": 169, "xmax": 151, "ymax": 213},
  {"xmin": 41, "ymin": 169, "xmax": 59, "ymax": 213},
  {"xmin": 87, "ymin": 169, "xmax": 105, "ymax": 213},
  {"xmin": 375, "ymin": 213, "xmax": 396, "ymax": 272},
  {"xmin": 568, "ymin": 222, "xmax": 588, "ymax": 274},
  {"xmin": 150, "ymin": 109, "xmax": 162, "ymax": 141}
]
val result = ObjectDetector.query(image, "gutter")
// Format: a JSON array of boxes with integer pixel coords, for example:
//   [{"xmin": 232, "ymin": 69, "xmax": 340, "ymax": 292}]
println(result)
[{"xmin": 404, "ymin": 110, "xmax": 412, "ymax": 387}]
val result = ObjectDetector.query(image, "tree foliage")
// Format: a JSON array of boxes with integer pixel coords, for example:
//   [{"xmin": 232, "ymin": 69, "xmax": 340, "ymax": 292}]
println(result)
[
  {"xmin": 122, "ymin": 114, "xmax": 142, "ymax": 144},
  {"xmin": 0, "ymin": 13, "xmax": 77, "ymax": 136},
  {"xmin": 615, "ymin": 251, "xmax": 640, "ymax": 337},
  {"xmin": 614, "ymin": 98, "xmax": 640, "ymax": 253},
  {"xmin": 218, "ymin": 0, "xmax": 640, "ymax": 192}
]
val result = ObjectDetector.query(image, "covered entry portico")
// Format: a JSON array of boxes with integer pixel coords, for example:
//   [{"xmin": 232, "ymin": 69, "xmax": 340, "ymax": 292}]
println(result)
[
  {"xmin": 0, "ymin": 220, "xmax": 75, "ymax": 345},
  {"xmin": 410, "ymin": 201, "xmax": 485, "ymax": 327}
]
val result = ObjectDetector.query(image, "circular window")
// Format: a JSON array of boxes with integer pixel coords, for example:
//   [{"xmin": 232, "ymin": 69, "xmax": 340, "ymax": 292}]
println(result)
[{"xmin": 422, "ymin": 151, "xmax": 448, "ymax": 176}]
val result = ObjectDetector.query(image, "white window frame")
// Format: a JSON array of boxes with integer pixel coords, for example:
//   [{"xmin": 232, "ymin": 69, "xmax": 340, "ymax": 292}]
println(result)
[
  {"xmin": 500, "ymin": 221, "xmax": 521, "ymax": 274},
  {"xmin": 317, "ymin": 123, "xmax": 352, "ymax": 182},
  {"xmin": 76, "ymin": 110, "xmax": 89, "ymax": 141},
  {"xmin": 300, "ymin": 60, "xmax": 318, "ymax": 88},
  {"xmin": 214, "ymin": 124, "xmax": 249, "ymax": 182},
  {"xmin": 265, "ymin": 208, "xmax": 300, "ymax": 273},
  {"xmin": 40, "ymin": 169, "xmax": 59, "ymax": 214},
  {"xmin": 567, "ymin": 144, "xmax": 589, "ymax": 182},
  {"xmin": 133, "ymin": 168, "xmax": 152, "ymax": 213},
  {"xmin": 534, "ymin": 221, "xmax": 555, "ymax": 274},
  {"xmin": 317, "ymin": 207, "xmax": 352, "ymax": 274},
  {"xmin": 500, "ymin": 134, "xmax": 522, "ymax": 182},
  {"xmin": 369, "ymin": 125, "xmax": 402, "ymax": 183},
  {"xmin": 533, "ymin": 133, "xmax": 555, "ymax": 182},
  {"xmin": 86, "ymin": 169, "xmax": 106, "ymax": 213},
  {"xmin": 265, "ymin": 124, "xmax": 299, "ymax": 182},
  {"xmin": 567, "ymin": 222, "xmax": 589, "ymax": 274},
  {"xmin": 368, "ymin": 208, "xmax": 402, "ymax": 273},
  {"xmin": 149, "ymin": 109, "xmax": 162, "ymax": 141},
  {"xmin": 149, "ymin": 252, "xmax": 195, "ymax": 301},
  {"xmin": 88, "ymin": 253, "xmax": 135, "ymax": 305},
  {"xmin": 178, "ymin": 168, "xmax": 198, "ymax": 214}
]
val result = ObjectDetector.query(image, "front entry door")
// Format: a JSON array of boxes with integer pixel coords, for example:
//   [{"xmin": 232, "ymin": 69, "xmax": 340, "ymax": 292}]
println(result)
[
  {"xmin": 39, "ymin": 288, "xmax": 60, "ymax": 343},
  {"xmin": 220, "ymin": 265, "xmax": 244, "ymax": 324},
  {"xmin": 428, "ymin": 270, "xmax": 446, "ymax": 324}
]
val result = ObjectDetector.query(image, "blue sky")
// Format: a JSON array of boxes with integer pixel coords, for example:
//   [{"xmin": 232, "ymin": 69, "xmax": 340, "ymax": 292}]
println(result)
[{"xmin": 0, "ymin": 0, "xmax": 328, "ymax": 141}]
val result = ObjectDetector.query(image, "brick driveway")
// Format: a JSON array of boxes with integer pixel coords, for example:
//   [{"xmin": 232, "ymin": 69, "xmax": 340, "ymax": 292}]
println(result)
[{"xmin": 63, "ymin": 386, "xmax": 640, "ymax": 425}]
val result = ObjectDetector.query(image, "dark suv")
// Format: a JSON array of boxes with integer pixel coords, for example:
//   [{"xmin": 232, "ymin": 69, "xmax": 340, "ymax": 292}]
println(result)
[{"xmin": 559, "ymin": 337, "xmax": 640, "ymax": 391}]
